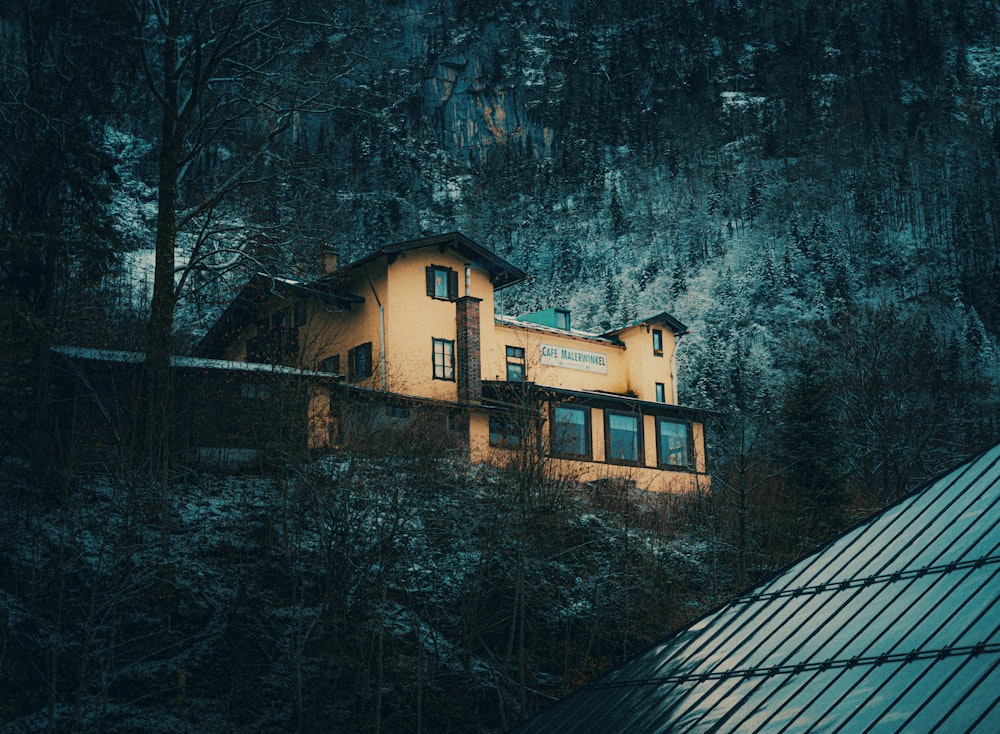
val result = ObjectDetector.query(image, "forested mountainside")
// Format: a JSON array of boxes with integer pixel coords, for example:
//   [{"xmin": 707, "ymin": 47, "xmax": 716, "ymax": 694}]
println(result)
[
  {"xmin": 2, "ymin": 0, "xmax": 1000, "ymax": 731},
  {"xmin": 130, "ymin": 0, "xmax": 1000, "ymax": 446}
]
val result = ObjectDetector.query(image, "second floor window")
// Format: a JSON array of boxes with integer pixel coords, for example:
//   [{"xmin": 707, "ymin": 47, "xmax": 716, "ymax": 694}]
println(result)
[
  {"xmin": 506, "ymin": 346, "xmax": 526, "ymax": 381},
  {"xmin": 653, "ymin": 329, "xmax": 664, "ymax": 356},
  {"xmin": 348, "ymin": 342, "xmax": 372, "ymax": 382},
  {"xmin": 432, "ymin": 337, "xmax": 455, "ymax": 380},
  {"xmin": 427, "ymin": 265, "xmax": 458, "ymax": 300},
  {"xmin": 655, "ymin": 383, "xmax": 666, "ymax": 403}
]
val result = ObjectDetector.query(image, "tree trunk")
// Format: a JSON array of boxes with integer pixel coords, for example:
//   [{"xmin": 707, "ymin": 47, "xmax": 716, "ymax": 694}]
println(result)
[{"xmin": 145, "ymin": 0, "xmax": 181, "ymax": 477}]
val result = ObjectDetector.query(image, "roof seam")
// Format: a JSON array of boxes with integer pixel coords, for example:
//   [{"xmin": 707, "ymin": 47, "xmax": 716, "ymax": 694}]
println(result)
[
  {"xmin": 588, "ymin": 643, "xmax": 1000, "ymax": 689},
  {"xmin": 730, "ymin": 554, "xmax": 1000, "ymax": 604}
]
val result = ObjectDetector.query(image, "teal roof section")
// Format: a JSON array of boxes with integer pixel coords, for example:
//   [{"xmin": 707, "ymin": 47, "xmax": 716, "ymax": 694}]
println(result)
[
  {"xmin": 516, "ymin": 307, "xmax": 572, "ymax": 330},
  {"xmin": 514, "ymin": 443, "xmax": 1000, "ymax": 733}
]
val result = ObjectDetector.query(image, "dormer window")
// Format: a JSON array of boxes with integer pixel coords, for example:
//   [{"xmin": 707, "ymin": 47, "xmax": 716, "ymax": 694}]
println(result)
[
  {"xmin": 555, "ymin": 308, "xmax": 571, "ymax": 330},
  {"xmin": 427, "ymin": 265, "xmax": 458, "ymax": 301}
]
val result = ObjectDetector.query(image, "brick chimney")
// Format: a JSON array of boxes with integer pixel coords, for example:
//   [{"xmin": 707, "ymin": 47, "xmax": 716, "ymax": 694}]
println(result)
[{"xmin": 456, "ymin": 295, "xmax": 482, "ymax": 403}]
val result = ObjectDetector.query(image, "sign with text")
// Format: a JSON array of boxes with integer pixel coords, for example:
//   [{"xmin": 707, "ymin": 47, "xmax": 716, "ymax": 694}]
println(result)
[{"xmin": 540, "ymin": 343, "xmax": 609, "ymax": 374}]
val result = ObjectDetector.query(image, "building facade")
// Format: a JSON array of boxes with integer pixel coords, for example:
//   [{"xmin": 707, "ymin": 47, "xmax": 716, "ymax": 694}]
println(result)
[{"xmin": 197, "ymin": 233, "xmax": 709, "ymax": 492}]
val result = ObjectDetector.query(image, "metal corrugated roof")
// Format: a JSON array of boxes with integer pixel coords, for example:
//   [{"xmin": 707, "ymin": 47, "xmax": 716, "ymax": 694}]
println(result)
[{"xmin": 514, "ymin": 443, "xmax": 1000, "ymax": 733}]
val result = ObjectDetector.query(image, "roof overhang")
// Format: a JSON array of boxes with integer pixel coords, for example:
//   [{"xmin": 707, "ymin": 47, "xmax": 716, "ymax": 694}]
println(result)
[
  {"xmin": 602, "ymin": 311, "xmax": 689, "ymax": 340},
  {"xmin": 325, "ymin": 232, "xmax": 529, "ymax": 290},
  {"xmin": 482, "ymin": 381, "xmax": 712, "ymax": 421},
  {"xmin": 192, "ymin": 273, "xmax": 363, "ymax": 359}
]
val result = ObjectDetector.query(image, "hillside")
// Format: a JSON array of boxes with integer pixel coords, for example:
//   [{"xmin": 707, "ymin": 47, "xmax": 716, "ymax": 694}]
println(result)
[{"xmin": 1, "ymin": 450, "xmax": 734, "ymax": 732}]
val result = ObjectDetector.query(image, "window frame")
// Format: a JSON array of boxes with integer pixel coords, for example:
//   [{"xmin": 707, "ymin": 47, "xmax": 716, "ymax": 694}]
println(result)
[
  {"xmin": 655, "ymin": 417, "xmax": 694, "ymax": 470},
  {"xmin": 506, "ymin": 345, "xmax": 526, "ymax": 382},
  {"xmin": 320, "ymin": 354, "xmax": 341, "ymax": 374},
  {"xmin": 652, "ymin": 329, "xmax": 664, "ymax": 356},
  {"xmin": 385, "ymin": 404, "xmax": 410, "ymax": 419},
  {"xmin": 655, "ymin": 382, "xmax": 666, "ymax": 403},
  {"xmin": 348, "ymin": 342, "xmax": 373, "ymax": 382},
  {"xmin": 550, "ymin": 403, "xmax": 591, "ymax": 459},
  {"xmin": 426, "ymin": 264, "xmax": 459, "ymax": 301},
  {"xmin": 432, "ymin": 337, "xmax": 456, "ymax": 381},
  {"xmin": 489, "ymin": 415, "xmax": 521, "ymax": 449},
  {"xmin": 604, "ymin": 409, "xmax": 644, "ymax": 466},
  {"xmin": 555, "ymin": 308, "xmax": 571, "ymax": 330}
]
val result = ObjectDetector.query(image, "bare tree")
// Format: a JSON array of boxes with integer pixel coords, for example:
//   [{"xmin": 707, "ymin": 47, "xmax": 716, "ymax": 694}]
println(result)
[{"xmin": 132, "ymin": 0, "xmax": 364, "ymax": 473}]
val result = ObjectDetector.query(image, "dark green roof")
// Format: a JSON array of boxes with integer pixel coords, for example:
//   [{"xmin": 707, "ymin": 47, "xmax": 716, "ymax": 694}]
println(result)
[
  {"xmin": 602, "ymin": 311, "xmax": 688, "ymax": 339},
  {"xmin": 327, "ymin": 232, "xmax": 528, "ymax": 290}
]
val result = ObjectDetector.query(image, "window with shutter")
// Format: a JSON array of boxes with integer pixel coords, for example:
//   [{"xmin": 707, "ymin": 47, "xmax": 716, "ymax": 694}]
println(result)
[{"xmin": 427, "ymin": 265, "xmax": 458, "ymax": 300}]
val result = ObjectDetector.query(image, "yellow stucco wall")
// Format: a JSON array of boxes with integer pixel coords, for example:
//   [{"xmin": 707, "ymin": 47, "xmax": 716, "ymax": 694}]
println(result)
[
  {"xmin": 469, "ymin": 400, "xmax": 709, "ymax": 494},
  {"xmin": 487, "ymin": 323, "xmax": 629, "ymax": 393},
  {"xmin": 616, "ymin": 325, "xmax": 679, "ymax": 403},
  {"xmin": 487, "ymin": 321, "xmax": 678, "ymax": 404},
  {"xmin": 381, "ymin": 248, "xmax": 495, "ymax": 401},
  {"xmin": 469, "ymin": 410, "xmax": 709, "ymax": 492}
]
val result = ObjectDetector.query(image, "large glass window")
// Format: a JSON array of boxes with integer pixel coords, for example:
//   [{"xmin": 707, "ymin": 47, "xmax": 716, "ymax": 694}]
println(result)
[
  {"xmin": 606, "ymin": 411, "xmax": 643, "ymax": 465},
  {"xmin": 506, "ymin": 346, "xmax": 526, "ymax": 381},
  {"xmin": 432, "ymin": 338, "xmax": 455, "ymax": 381},
  {"xmin": 657, "ymin": 418, "xmax": 692, "ymax": 469},
  {"xmin": 551, "ymin": 405, "xmax": 590, "ymax": 458}
]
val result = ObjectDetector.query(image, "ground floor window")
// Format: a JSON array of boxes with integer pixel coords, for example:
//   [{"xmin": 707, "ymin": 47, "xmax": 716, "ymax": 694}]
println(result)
[
  {"xmin": 489, "ymin": 415, "xmax": 521, "ymax": 448},
  {"xmin": 348, "ymin": 342, "xmax": 373, "ymax": 382},
  {"xmin": 385, "ymin": 404, "xmax": 410, "ymax": 419},
  {"xmin": 551, "ymin": 404, "xmax": 590, "ymax": 458},
  {"xmin": 606, "ymin": 410, "xmax": 643, "ymax": 465},
  {"xmin": 657, "ymin": 418, "xmax": 692, "ymax": 469},
  {"xmin": 432, "ymin": 338, "xmax": 455, "ymax": 380}
]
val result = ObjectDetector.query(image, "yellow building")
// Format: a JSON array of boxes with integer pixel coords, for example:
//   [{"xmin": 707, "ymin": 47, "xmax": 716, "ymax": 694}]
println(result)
[{"xmin": 196, "ymin": 232, "xmax": 709, "ymax": 492}]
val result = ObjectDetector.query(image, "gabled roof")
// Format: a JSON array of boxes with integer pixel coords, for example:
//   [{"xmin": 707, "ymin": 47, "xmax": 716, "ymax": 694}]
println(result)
[
  {"xmin": 514, "ymin": 443, "xmax": 1000, "ymax": 733},
  {"xmin": 193, "ymin": 273, "xmax": 363, "ymax": 359},
  {"xmin": 327, "ymin": 232, "xmax": 528, "ymax": 290},
  {"xmin": 602, "ymin": 311, "xmax": 688, "ymax": 339}
]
